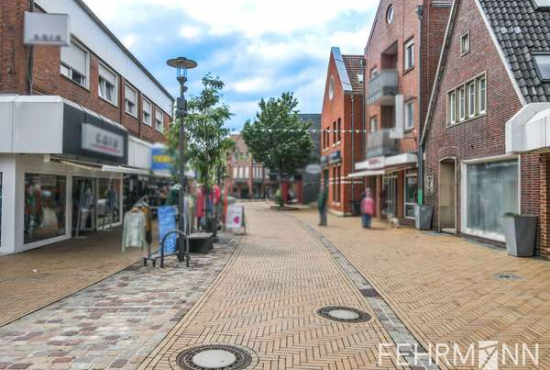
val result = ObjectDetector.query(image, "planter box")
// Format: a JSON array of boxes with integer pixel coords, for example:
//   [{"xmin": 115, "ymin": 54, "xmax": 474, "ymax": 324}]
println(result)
[{"xmin": 501, "ymin": 215, "xmax": 538, "ymax": 257}]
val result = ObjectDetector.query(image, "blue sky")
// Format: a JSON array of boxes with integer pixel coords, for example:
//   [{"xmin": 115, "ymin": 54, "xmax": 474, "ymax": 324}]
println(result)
[{"xmin": 85, "ymin": 0, "xmax": 378, "ymax": 132}]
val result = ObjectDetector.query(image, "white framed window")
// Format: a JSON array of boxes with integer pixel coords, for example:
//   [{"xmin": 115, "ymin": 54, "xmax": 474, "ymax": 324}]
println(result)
[
  {"xmin": 244, "ymin": 167, "xmax": 249, "ymax": 179},
  {"xmin": 370, "ymin": 116, "xmax": 378, "ymax": 133},
  {"xmin": 386, "ymin": 4, "xmax": 394, "ymax": 24},
  {"xmin": 98, "ymin": 63, "xmax": 118, "ymax": 106},
  {"xmin": 405, "ymin": 100, "xmax": 414, "ymax": 130},
  {"xmin": 448, "ymin": 91, "xmax": 457, "ymax": 125},
  {"xmin": 125, "ymin": 84, "xmax": 138, "ymax": 117},
  {"xmin": 404, "ymin": 38, "xmax": 415, "ymax": 70},
  {"xmin": 233, "ymin": 167, "xmax": 238, "ymax": 178},
  {"xmin": 404, "ymin": 174, "xmax": 418, "ymax": 219},
  {"xmin": 142, "ymin": 98, "xmax": 152, "ymax": 126},
  {"xmin": 60, "ymin": 39, "xmax": 89, "ymax": 88},
  {"xmin": 461, "ymin": 33, "xmax": 470, "ymax": 55},
  {"xmin": 459, "ymin": 87, "xmax": 466, "ymax": 121},
  {"xmin": 155, "ymin": 109, "xmax": 164, "ymax": 132},
  {"xmin": 478, "ymin": 77, "xmax": 487, "ymax": 114},
  {"xmin": 468, "ymin": 82, "xmax": 476, "ymax": 118},
  {"xmin": 370, "ymin": 67, "xmax": 378, "ymax": 78}
]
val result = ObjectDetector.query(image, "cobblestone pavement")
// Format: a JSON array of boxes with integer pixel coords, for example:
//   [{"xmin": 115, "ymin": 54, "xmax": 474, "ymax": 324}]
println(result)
[
  {"xmin": 0, "ymin": 234, "xmax": 239, "ymax": 370},
  {"xmin": 140, "ymin": 204, "xmax": 407, "ymax": 370},
  {"xmin": 292, "ymin": 208, "xmax": 549, "ymax": 370},
  {"xmin": 0, "ymin": 228, "xmax": 143, "ymax": 327}
]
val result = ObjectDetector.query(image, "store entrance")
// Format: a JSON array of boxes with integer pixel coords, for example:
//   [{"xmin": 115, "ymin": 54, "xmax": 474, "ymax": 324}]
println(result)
[
  {"xmin": 383, "ymin": 176, "xmax": 397, "ymax": 217},
  {"xmin": 72, "ymin": 177, "xmax": 96, "ymax": 236}
]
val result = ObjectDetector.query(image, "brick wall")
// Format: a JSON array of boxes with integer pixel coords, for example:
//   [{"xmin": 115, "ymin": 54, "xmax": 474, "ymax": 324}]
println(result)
[{"xmin": 1, "ymin": 0, "xmax": 171, "ymax": 144}]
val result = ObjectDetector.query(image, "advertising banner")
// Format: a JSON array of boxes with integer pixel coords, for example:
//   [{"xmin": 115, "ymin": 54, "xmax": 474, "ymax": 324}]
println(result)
[{"xmin": 226, "ymin": 205, "xmax": 245, "ymax": 233}]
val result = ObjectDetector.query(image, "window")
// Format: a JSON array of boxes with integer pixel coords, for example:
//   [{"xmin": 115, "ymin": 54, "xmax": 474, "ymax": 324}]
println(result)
[
  {"xmin": 244, "ymin": 167, "xmax": 249, "ymax": 179},
  {"xmin": 459, "ymin": 87, "xmax": 466, "ymax": 121},
  {"xmin": 404, "ymin": 38, "xmax": 415, "ymax": 70},
  {"xmin": 449, "ymin": 91, "xmax": 457, "ymax": 124},
  {"xmin": 405, "ymin": 101, "xmax": 414, "ymax": 130},
  {"xmin": 337, "ymin": 118, "xmax": 341, "ymax": 142},
  {"xmin": 125, "ymin": 84, "xmax": 138, "ymax": 117},
  {"xmin": 97, "ymin": 178, "xmax": 121, "ymax": 228},
  {"xmin": 404, "ymin": 174, "xmax": 418, "ymax": 219},
  {"xmin": 478, "ymin": 77, "xmax": 487, "ymax": 114},
  {"xmin": 155, "ymin": 109, "xmax": 164, "ymax": 132},
  {"xmin": 370, "ymin": 116, "xmax": 378, "ymax": 133},
  {"xmin": 533, "ymin": 54, "xmax": 550, "ymax": 81},
  {"xmin": 465, "ymin": 159, "xmax": 519, "ymax": 240},
  {"xmin": 60, "ymin": 39, "xmax": 89, "ymax": 88},
  {"xmin": 98, "ymin": 63, "xmax": 118, "ymax": 106},
  {"xmin": 233, "ymin": 167, "xmax": 238, "ymax": 179},
  {"xmin": 468, "ymin": 82, "xmax": 476, "ymax": 118},
  {"xmin": 332, "ymin": 122, "xmax": 336, "ymax": 144},
  {"xmin": 143, "ymin": 98, "xmax": 152, "ymax": 126},
  {"xmin": 329, "ymin": 76, "xmax": 335, "ymax": 100},
  {"xmin": 386, "ymin": 4, "xmax": 395, "ymax": 24},
  {"xmin": 461, "ymin": 33, "xmax": 470, "ymax": 55},
  {"xmin": 370, "ymin": 67, "xmax": 378, "ymax": 78},
  {"xmin": 24, "ymin": 174, "xmax": 67, "ymax": 244}
]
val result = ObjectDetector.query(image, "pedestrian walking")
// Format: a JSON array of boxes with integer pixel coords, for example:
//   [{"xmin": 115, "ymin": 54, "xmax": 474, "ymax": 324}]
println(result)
[
  {"xmin": 361, "ymin": 188, "xmax": 375, "ymax": 229},
  {"xmin": 318, "ymin": 187, "xmax": 328, "ymax": 227}
]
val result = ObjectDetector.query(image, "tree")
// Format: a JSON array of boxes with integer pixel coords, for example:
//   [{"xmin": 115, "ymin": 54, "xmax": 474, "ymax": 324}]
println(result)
[
  {"xmin": 168, "ymin": 74, "xmax": 234, "ymax": 226},
  {"xmin": 242, "ymin": 92, "xmax": 313, "ymax": 205}
]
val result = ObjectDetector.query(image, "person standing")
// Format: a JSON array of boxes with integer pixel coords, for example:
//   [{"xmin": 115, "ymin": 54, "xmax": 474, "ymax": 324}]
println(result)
[
  {"xmin": 361, "ymin": 189, "xmax": 375, "ymax": 229},
  {"xmin": 317, "ymin": 187, "xmax": 328, "ymax": 227}
]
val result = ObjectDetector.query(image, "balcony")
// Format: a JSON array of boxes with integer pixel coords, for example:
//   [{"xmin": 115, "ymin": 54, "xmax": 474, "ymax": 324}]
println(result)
[
  {"xmin": 367, "ymin": 70, "xmax": 399, "ymax": 105},
  {"xmin": 366, "ymin": 129, "xmax": 399, "ymax": 159}
]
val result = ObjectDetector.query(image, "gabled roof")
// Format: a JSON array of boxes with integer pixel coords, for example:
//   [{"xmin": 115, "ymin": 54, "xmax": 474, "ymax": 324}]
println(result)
[
  {"xmin": 478, "ymin": 0, "xmax": 550, "ymax": 103},
  {"xmin": 331, "ymin": 47, "xmax": 364, "ymax": 95}
]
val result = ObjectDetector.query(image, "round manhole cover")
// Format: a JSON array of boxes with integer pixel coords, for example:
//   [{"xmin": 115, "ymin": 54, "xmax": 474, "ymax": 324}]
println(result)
[
  {"xmin": 317, "ymin": 306, "xmax": 372, "ymax": 323},
  {"xmin": 176, "ymin": 345, "xmax": 253, "ymax": 370}
]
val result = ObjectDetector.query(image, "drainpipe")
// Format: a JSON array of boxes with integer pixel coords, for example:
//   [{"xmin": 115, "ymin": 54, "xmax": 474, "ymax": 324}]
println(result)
[
  {"xmin": 27, "ymin": 0, "xmax": 35, "ymax": 95},
  {"xmin": 416, "ymin": 5, "xmax": 425, "ymax": 206},
  {"xmin": 351, "ymin": 93, "xmax": 355, "ymax": 214}
]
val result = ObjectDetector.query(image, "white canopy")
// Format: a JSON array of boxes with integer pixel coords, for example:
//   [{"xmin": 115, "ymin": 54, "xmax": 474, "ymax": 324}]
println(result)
[{"xmin": 506, "ymin": 103, "xmax": 550, "ymax": 154}]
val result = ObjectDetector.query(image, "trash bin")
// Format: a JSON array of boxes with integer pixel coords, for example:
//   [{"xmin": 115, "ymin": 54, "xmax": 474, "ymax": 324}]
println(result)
[
  {"xmin": 351, "ymin": 200, "xmax": 361, "ymax": 217},
  {"xmin": 415, "ymin": 205, "xmax": 433, "ymax": 230}
]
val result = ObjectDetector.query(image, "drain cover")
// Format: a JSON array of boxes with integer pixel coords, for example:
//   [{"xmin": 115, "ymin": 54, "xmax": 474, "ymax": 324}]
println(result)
[
  {"xmin": 176, "ymin": 345, "xmax": 253, "ymax": 370},
  {"xmin": 317, "ymin": 306, "xmax": 372, "ymax": 323},
  {"xmin": 495, "ymin": 272, "xmax": 522, "ymax": 281}
]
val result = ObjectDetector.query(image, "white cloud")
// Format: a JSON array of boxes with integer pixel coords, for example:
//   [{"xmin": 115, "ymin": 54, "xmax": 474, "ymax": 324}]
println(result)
[{"xmin": 179, "ymin": 25, "xmax": 201, "ymax": 40}]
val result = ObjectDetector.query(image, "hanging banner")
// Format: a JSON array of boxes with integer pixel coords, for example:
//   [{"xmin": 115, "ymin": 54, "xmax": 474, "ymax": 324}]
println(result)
[{"xmin": 158, "ymin": 206, "xmax": 177, "ymax": 254}]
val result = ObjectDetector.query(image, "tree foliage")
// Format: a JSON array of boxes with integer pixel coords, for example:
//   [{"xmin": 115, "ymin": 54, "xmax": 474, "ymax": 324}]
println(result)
[
  {"xmin": 168, "ymin": 74, "xmax": 234, "ymax": 185},
  {"xmin": 242, "ymin": 93, "xmax": 313, "ymax": 182}
]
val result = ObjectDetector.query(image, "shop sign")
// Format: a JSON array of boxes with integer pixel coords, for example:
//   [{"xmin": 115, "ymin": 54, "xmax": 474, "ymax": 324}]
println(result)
[
  {"xmin": 329, "ymin": 151, "xmax": 342, "ymax": 164},
  {"xmin": 81, "ymin": 124, "xmax": 124, "ymax": 158},
  {"xmin": 151, "ymin": 147, "xmax": 175, "ymax": 171},
  {"xmin": 24, "ymin": 12, "xmax": 69, "ymax": 46},
  {"xmin": 366, "ymin": 157, "xmax": 385, "ymax": 170},
  {"xmin": 306, "ymin": 164, "xmax": 322, "ymax": 175},
  {"xmin": 320, "ymin": 155, "xmax": 329, "ymax": 167}
]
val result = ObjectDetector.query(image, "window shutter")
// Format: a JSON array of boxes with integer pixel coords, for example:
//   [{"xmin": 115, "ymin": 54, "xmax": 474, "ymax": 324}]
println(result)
[
  {"xmin": 125, "ymin": 85, "xmax": 136, "ymax": 104},
  {"xmin": 99, "ymin": 64, "xmax": 117, "ymax": 85},
  {"xmin": 61, "ymin": 41, "xmax": 87, "ymax": 75}
]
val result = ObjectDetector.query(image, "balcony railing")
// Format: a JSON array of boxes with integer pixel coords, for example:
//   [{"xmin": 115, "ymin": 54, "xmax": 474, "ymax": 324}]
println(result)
[
  {"xmin": 366, "ymin": 129, "xmax": 399, "ymax": 159},
  {"xmin": 367, "ymin": 70, "xmax": 399, "ymax": 105}
]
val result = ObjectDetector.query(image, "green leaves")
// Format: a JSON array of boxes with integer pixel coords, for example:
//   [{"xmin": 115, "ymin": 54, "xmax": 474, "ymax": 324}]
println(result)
[{"xmin": 242, "ymin": 92, "xmax": 313, "ymax": 179}]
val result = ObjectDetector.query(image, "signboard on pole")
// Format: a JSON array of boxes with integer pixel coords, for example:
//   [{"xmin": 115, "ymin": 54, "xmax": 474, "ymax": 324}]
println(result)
[
  {"xmin": 24, "ymin": 12, "xmax": 70, "ymax": 46},
  {"xmin": 151, "ymin": 146, "xmax": 175, "ymax": 171}
]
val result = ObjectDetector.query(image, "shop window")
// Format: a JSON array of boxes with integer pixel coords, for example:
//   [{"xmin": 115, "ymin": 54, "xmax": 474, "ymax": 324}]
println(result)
[
  {"xmin": 97, "ymin": 178, "xmax": 121, "ymax": 228},
  {"xmin": 125, "ymin": 84, "xmax": 138, "ymax": 117},
  {"xmin": 99, "ymin": 63, "xmax": 118, "ymax": 106},
  {"xmin": 60, "ymin": 39, "xmax": 89, "ymax": 88},
  {"xmin": 404, "ymin": 175, "xmax": 418, "ymax": 219},
  {"xmin": 465, "ymin": 159, "xmax": 519, "ymax": 239},
  {"xmin": 24, "ymin": 174, "xmax": 67, "ymax": 244},
  {"xmin": 143, "ymin": 98, "xmax": 152, "ymax": 126}
]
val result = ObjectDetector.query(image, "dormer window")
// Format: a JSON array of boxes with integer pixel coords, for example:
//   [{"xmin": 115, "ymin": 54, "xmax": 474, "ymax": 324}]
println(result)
[
  {"xmin": 533, "ymin": 53, "xmax": 550, "ymax": 81},
  {"xmin": 532, "ymin": 0, "xmax": 550, "ymax": 10}
]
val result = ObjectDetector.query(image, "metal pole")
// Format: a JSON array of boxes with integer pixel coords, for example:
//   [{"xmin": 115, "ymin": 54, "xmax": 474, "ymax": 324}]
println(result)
[{"xmin": 178, "ymin": 77, "xmax": 187, "ymax": 257}]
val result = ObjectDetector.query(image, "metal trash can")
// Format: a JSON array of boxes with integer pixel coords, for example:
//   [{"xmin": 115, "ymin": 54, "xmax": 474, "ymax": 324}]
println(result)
[
  {"xmin": 351, "ymin": 200, "xmax": 361, "ymax": 217},
  {"xmin": 415, "ymin": 205, "xmax": 434, "ymax": 230}
]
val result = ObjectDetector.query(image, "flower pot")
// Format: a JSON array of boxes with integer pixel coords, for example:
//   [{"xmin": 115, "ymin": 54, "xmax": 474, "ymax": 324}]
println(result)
[{"xmin": 501, "ymin": 214, "xmax": 538, "ymax": 257}]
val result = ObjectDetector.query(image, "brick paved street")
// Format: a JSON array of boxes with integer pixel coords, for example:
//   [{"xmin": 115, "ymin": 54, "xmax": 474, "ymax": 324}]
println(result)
[
  {"xmin": 141, "ymin": 204, "xmax": 406, "ymax": 370},
  {"xmin": 0, "ymin": 229, "xmax": 143, "ymax": 328},
  {"xmin": 0, "ymin": 234, "xmax": 238, "ymax": 370},
  {"xmin": 292, "ymin": 208, "xmax": 549, "ymax": 370}
]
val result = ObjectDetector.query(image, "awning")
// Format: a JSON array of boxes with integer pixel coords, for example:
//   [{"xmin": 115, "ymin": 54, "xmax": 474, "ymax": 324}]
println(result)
[
  {"xmin": 102, "ymin": 165, "xmax": 150, "ymax": 176},
  {"xmin": 355, "ymin": 153, "xmax": 418, "ymax": 172},
  {"xmin": 506, "ymin": 103, "xmax": 550, "ymax": 154},
  {"xmin": 347, "ymin": 170, "xmax": 385, "ymax": 178}
]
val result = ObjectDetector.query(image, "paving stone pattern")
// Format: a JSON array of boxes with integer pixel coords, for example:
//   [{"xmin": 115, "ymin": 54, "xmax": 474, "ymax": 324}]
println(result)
[{"xmin": 0, "ymin": 235, "xmax": 238, "ymax": 370}]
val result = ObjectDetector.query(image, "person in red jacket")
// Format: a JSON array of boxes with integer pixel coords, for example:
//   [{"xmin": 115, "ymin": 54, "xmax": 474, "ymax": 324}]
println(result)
[
  {"xmin": 361, "ymin": 188, "xmax": 375, "ymax": 229},
  {"xmin": 196, "ymin": 186, "xmax": 205, "ymax": 230}
]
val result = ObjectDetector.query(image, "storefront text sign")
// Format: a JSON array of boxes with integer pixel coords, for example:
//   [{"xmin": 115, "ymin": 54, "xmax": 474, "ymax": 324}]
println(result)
[
  {"xmin": 151, "ymin": 147, "xmax": 175, "ymax": 171},
  {"xmin": 81, "ymin": 124, "xmax": 124, "ymax": 158},
  {"xmin": 24, "ymin": 12, "xmax": 70, "ymax": 46}
]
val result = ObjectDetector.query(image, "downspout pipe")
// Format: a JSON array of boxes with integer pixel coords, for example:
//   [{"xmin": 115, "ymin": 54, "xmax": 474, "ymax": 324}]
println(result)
[
  {"xmin": 416, "ymin": 5, "xmax": 425, "ymax": 206},
  {"xmin": 351, "ymin": 93, "xmax": 355, "ymax": 213},
  {"xmin": 27, "ymin": 0, "xmax": 35, "ymax": 95}
]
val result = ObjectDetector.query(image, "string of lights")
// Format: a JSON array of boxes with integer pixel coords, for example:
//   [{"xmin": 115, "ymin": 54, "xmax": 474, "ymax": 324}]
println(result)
[{"xmin": 228, "ymin": 127, "xmax": 403, "ymax": 134}]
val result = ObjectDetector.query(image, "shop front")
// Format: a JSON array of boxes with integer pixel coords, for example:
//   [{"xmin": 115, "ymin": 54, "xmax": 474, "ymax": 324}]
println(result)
[{"xmin": 0, "ymin": 96, "xmax": 137, "ymax": 254}]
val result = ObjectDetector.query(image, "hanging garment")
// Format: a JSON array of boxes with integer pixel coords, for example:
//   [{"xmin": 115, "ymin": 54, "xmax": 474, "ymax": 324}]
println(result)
[{"xmin": 122, "ymin": 210, "xmax": 146, "ymax": 252}]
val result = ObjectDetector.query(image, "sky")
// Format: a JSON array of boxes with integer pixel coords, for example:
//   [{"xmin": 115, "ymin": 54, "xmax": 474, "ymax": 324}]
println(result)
[{"xmin": 84, "ymin": 0, "xmax": 378, "ymax": 132}]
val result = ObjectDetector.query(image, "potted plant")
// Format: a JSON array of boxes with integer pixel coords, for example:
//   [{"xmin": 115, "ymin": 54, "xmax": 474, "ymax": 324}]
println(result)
[{"xmin": 501, "ymin": 213, "xmax": 538, "ymax": 257}]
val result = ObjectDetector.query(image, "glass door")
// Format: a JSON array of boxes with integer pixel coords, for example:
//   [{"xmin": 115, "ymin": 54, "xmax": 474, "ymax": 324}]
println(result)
[
  {"xmin": 72, "ymin": 177, "xmax": 96, "ymax": 236},
  {"xmin": 383, "ymin": 176, "xmax": 397, "ymax": 217}
]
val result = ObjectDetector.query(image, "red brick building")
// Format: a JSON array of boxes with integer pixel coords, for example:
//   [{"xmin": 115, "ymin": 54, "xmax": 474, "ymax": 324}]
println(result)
[
  {"xmin": 351, "ymin": 0, "xmax": 452, "ymax": 224},
  {"xmin": 0, "ymin": 0, "xmax": 173, "ymax": 253},
  {"xmin": 320, "ymin": 47, "xmax": 364, "ymax": 216},
  {"xmin": 422, "ymin": 0, "xmax": 550, "ymax": 256}
]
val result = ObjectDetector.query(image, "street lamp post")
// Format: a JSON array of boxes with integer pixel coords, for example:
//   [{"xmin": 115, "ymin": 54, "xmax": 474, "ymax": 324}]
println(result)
[{"xmin": 167, "ymin": 57, "xmax": 197, "ymax": 262}]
